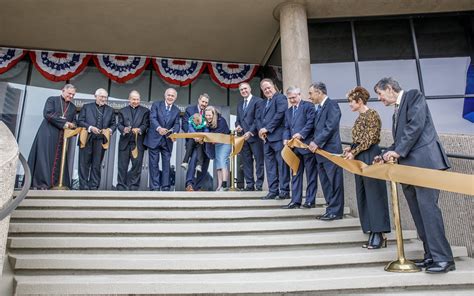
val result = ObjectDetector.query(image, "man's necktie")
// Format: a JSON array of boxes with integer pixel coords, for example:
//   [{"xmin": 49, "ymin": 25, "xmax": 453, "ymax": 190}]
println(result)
[
  {"xmin": 265, "ymin": 99, "xmax": 271, "ymax": 110},
  {"xmin": 315, "ymin": 104, "xmax": 321, "ymax": 115},
  {"xmin": 292, "ymin": 106, "xmax": 297, "ymax": 123},
  {"xmin": 243, "ymin": 99, "xmax": 248, "ymax": 111},
  {"xmin": 165, "ymin": 105, "xmax": 171, "ymax": 123},
  {"xmin": 393, "ymin": 103, "xmax": 399, "ymax": 128}
]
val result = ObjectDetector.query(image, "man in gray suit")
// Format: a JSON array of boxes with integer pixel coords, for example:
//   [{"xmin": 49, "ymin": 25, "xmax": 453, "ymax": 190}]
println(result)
[{"xmin": 374, "ymin": 77, "xmax": 454, "ymax": 273}]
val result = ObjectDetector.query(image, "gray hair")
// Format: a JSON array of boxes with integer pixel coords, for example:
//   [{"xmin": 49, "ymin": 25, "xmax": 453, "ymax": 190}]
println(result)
[
  {"xmin": 62, "ymin": 84, "xmax": 76, "ymax": 91},
  {"xmin": 309, "ymin": 82, "xmax": 327, "ymax": 95},
  {"xmin": 94, "ymin": 88, "xmax": 108, "ymax": 97},
  {"xmin": 374, "ymin": 77, "xmax": 402, "ymax": 93},
  {"xmin": 199, "ymin": 93, "xmax": 210, "ymax": 100},
  {"xmin": 129, "ymin": 90, "xmax": 140, "ymax": 98},
  {"xmin": 286, "ymin": 86, "xmax": 301, "ymax": 95}
]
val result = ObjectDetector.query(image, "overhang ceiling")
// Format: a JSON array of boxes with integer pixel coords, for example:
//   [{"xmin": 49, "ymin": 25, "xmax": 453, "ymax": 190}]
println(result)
[{"xmin": 0, "ymin": 0, "xmax": 472, "ymax": 65}]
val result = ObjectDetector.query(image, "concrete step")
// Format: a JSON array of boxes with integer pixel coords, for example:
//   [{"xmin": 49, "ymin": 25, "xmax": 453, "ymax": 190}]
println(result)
[
  {"xmin": 9, "ymin": 244, "xmax": 468, "ymax": 272},
  {"xmin": 13, "ymin": 258, "xmax": 474, "ymax": 295},
  {"xmin": 19, "ymin": 190, "xmax": 274, "ymax": 200},
  {"xmin": 10, "ymin": 207, "xmax": 351, "ymax": 221},
  {"xmin": 7, "ymin": 230, "xmax": 418, "ymax": 250},
  {"xmin": 17, "ymin": 198, "xmax": 326, "ymax": 209},
  {"xmin": 8, "ymin": 218, "xmax": 361, "ymax": 235}
]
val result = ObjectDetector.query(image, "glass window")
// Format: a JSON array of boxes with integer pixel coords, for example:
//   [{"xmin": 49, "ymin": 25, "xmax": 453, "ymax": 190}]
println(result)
[
  {"xmin": 311, "ymin": 62, "xmax": 357, "ymax": 100},
  {"xmin": 109, "ymin": 69, "xmax": 151, "ymax": 101},
  {"xmin": 420, "ymin": 57, "xmax": 471, "ymax": 96},
  {"xmin": 308, "ymin": 21, "xmax": 354, "ymax": 63},
  {"xmin": 0, "ymin": 60, "xmax": 29, "ymax": 136},
  {"xmin": 29, "ymin": 65, "xmax": 65, "ymax": 90},
  {"xmin": 414, "ymin": 15, "xmax": 471, "ymax": 59},
  {"xmin": 355, "ymin": 19, "xmax": 414, "ymax": 61},
  {"xmin": 150, "ymin": 73, "xmax": 189, "ymax": 108},
  {"xmin": 266, "ymin": 41, "xmax": 282, "ymax": 67},
  {"xmin": 190, "ymin": 74, "xmax": 228, "ymax": 108},
  {"xmin": 70, "ymin": 66, "xmax": 109, "ymax": 95}
]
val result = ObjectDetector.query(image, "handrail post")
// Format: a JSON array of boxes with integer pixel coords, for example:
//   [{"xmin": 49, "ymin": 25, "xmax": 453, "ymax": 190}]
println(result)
[
  {"xmin": 51, "ymin": 131, "xmax": 70, "ymax": 190},
  {"xmin": 384, "ymin": 158, "xmax": 420, "ymax": 272},
  {"xmin": 228, "ymin": 131, "xmax": 238, "ymax": 191}
]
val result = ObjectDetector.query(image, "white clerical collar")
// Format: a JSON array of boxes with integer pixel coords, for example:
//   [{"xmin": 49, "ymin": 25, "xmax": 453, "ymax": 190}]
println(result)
[{"xmin": 396, "ymin": 90, "xmax": 404, "ymax": 106}]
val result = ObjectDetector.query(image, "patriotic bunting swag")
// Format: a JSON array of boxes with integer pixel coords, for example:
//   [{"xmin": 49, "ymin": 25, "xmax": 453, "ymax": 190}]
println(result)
[
  {"xmin": 30, "ymin": 51, "xmax": 91, "ymax": 82},
  {"xmin": 152, "ymin": 58, "xmax": 206, "ymax": 86},
  {"xmin": 94, "ymin": 55, "xmax": 150, "ymax": 83},
  {"xmin": 0, "ymin": 48, "xmax": 26, "ymax": 74},
  {"xmin": 208, "ymin": 62, "xmax": 259, "ymax": 88}
]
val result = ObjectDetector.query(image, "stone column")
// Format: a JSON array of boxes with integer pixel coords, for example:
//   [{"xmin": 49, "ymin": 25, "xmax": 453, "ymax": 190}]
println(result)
[
  {"xmin": 278, "ymin": 1, "xmax": 312, "ymax": 96},
  {"xmin": 0, "ymin": 122, "xmax": 18, "ymax": 276}
]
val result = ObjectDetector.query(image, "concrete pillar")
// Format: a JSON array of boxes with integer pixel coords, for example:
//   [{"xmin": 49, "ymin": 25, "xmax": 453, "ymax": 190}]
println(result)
[
  {"xmin": 0, "ymin": 122, "xmax": 18, "ymax": 276},
  {"xmin": 278, "ymin": 1, "xmax": 312, "ymax": 96}
]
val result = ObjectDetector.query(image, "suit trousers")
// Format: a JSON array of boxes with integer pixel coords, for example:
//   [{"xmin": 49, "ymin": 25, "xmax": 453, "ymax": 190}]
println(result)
[
  {"xmin": 79, "ymin": 138, "xmax": 105, "ymax": 190},
  {"xmin": 148, "ymin": 141, "xmax": 171, "ymax": 191},
  {"xmin": 116, "ymin": 143, "xmax": 144, "ymax": 191},
  {"xmin": 290, "ymin": 150, "xmax": 318, "ymax": 205},
  {"xmin": 402, "ymin": 184, "xmax": 453, "ymax": 262},
  {"xmin": 317, "ymin": 159, "xmax": 344, "ymax": 216},
  {"xmin": 185, "ymin": 148, "xmax": 210, "ymax": 190},
  {"xmin": 264, "ymin": 140, "xmax": 290, "ymax": 195},
  {"xmin": 241, "ymin": 140, "xmax": 265, "ymax": 189}
]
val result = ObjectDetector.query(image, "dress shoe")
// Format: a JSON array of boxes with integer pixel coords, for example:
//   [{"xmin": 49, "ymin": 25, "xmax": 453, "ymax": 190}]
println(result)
[
  {"xmin": 367, "ymin": 232, "xmax": 387, "ymax": 249},
  {"xmin": 302, "ymin": 203, "xmax": 315, "ymax": 209},
  {"xmin": 413, "ymin": 258, "xmax": 434, "ymax": 268},
  {"xmin": 275, "ymin": 193, "xmax": 290, "ymax": 200},
  {"xmin": 320, "ymin": 213, "xmax": 342, "ymax": 221},
  {"xmin": 255, "ymin": 187, "xmax": 263, "ymax": 191},
  {"xmin": 282, "ymin": 202, "xmax": 301, "ymax": 209},
  {"xmin": 362, "ymin": 232, "xmax": 374, "ymax": 248},
  {"xmin": 262, "ymin": 193, "xmax": 278, "ymax": 200},
  {"xmin": 185, "ymin": 184, "xmax": 194, "ymax": 191},
  {"xmin": 243, "ymin": 187, "xmax": 255, "ymax": 191},
  {"xmin": 425, "ymin": 261, "xmax": 456, "ymax": 273},
  {"xmin": 315, "ymin": 212, "xmax": 328, "ymax": 220}
]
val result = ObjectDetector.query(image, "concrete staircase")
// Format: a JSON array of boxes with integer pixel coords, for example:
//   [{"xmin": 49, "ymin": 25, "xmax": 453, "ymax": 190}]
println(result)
[{"xmin": 6, "ymin": 190, "xmax": 474, "ymax": 295}]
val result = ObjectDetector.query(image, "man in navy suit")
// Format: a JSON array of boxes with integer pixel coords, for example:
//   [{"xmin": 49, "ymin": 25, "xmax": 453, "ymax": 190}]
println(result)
[
  {"xmin": 308, "ymin": 82, "xmax": 344, "ymax": 221},
  {"xmin": 182, "ymin": 93, "xmax": 210, "ymax": 191},
  {"xmin": 116, "ymin": 90, "xmax": 150, "ymax": 191},
  {"xmin": 282, "ymin": 87, "xmax": 317, "ymax": 209},
  {"xmin": 144, "ymin": 88, "xmax": 180, "ymax": 191},
  {"xmin": 374, "ymin": 77, "xmax": 454, "ymax": 273},
  {"xmin": 235, "ymin": 82, "xmax": 264, "ymax": 191},
  {"xmin": 77, "ymin": 88, "xmax": 116, "ymax": 190},
  {"xmin": 258, "ymin": 78, "xmax": 290, "ymax": 200}
]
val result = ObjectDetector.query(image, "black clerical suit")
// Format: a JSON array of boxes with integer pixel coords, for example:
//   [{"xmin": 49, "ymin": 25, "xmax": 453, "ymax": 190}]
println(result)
[
  {"xmin": 28, "ymin": 96, "xmax": 77, "ymax": 189},
  {"xmin": 116, "ymin": 105, "xmax": 150, "ymax": 191},
  {"xmin": 77, "ymin": 102, "xmax": 116, "ymax": 190}
]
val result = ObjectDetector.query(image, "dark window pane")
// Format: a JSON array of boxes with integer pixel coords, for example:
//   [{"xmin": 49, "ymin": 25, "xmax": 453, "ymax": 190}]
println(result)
[
  {"xmin": 308, "ymin": 21, "xmax": 354, "ymax": 63},
  {"xmin": 414, "ymin": 15, "xmax": 472, "ymax": 58},
  {"xmin": 355, "ymin": 19, "xmax": 414, "ymax": 61}
]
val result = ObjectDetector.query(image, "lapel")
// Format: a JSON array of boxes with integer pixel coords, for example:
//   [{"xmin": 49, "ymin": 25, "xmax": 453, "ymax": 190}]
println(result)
[{"xmin": 315, "ymin": 99, "xmax": 327, "ymax": 125}]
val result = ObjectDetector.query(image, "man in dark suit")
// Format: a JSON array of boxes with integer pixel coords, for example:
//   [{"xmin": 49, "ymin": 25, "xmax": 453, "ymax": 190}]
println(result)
[
  {"xmin": 258, "ymin": 78, "xmax": 290, "ymax": 200},
  {"xmin": 28, "ymin": 84, "xmax": 77, "ymax": 189},
  {"xmin": 77, "ymin": 88, "xmax": 116, "ymax": 190},
  {"xmin": 116, "ymin": 90, "xmax": 150, "ymax": 191},
  {"xmin": 308, "ymin": 82, "xmax": 344, "ymax": 221},
  {"xmin": 235, "ymin": 82, "xmax": 264, "ymax": 191},
  {"xmin": 182, "ymin": 93, "xmax": 211, "ymax": 191},
  {"xmin": 144, "ymin": 88, "xmax": 181, "ymax": 191},
  {"xmin": 374, "ymin": 77, "xmax": 454, "ymax": 273},
  {"xmin": 282, "ymin": 87, "xmax": 317, "ymax": 209}
]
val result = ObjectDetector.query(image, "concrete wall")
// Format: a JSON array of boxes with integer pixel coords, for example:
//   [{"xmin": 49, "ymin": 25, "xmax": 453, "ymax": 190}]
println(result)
[
  {"xmin": 340, "ymin": 126, "xmax": 474, "ymax": 257},
  {"xmin": 0, "ymin": 121, "xmax": 19, "ymax": 276}
]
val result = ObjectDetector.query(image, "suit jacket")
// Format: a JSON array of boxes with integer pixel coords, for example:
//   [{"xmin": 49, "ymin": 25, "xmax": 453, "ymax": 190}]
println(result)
[
  {"xmin": 284, "ymin": 100, "xmax": 315, "ymax": 155},
  {"xmin": 117, "ymin": 105, "xmax": 150, "ymax": 151},
  {"xmin": 257, "ymin": 92, "xmax": 287, "ymax": 143},
  {"xmin": 144, "ymin": 100, "xmax": 180, "ymax": 150},
  {"xmin": 235, "ymin": 95, "xmax": 263, "ymax": 143},
  {"xmin": 389, "ymin": 89, "xmax": 450, "ymax": 170},
  {"xmin": 77, "ymin": 102, "xmax": 116, "ymax": 144},
  {"xmin": 313, "ymin": 97, "xmax": 343, "ymax": 160}
]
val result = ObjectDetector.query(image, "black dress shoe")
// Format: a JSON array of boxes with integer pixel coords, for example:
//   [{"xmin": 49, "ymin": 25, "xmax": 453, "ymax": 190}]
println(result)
[
  {"xmin": 367, "ymin": 232, "xmax": 387, "ymax": 249},
  {"xmin": 302, "ymin": 203, "xmax": 315, "ymax": 209},
  {"xmin": 276, "ymin": 193, "xmax": 290, "ymax": 200},
  {"xmin": 320, "ymin": 214, "xmax": 342, "ymax": 221},
  {"xmin": 262, "ymin": 193, "xmax": 278, "ymax": 200},
  {"xmin": 255, "ymin": 187, "xmax": 263, "ymax": 191},
  {"xmin": 315, "ymin": 212, "xmax": 329, "ymax": 220},
  {"xmin": 425, "ymin": 261, "xmax": 456, "ymax": 273},
  {"xmin": 282, "ymin": 202, "xmax": 301, "ymax": 209},
  {"xmin": 243, "ymin": 187, "xmax": 255, "ymax": 191},
  {"xmin": 413, "ymin": 258, "xmax": 434, "ymax": 268}
]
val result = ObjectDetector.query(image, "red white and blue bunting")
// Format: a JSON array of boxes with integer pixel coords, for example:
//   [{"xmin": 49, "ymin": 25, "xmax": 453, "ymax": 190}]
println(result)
[
  {"xmin": 208, "ymin": 62, "xmax": 259, "ymax": 88},
  {"xmin": 152, "ymin": 58, "xmax": 206, "ymax": 86},
  {"xmin": 0, "ymin": 48, "xmax": 27, "ymax": 74},
  {"xmin": 30, "ymin": 51, "xmax": 91, "ymax": 82},
  {"xmin": 93, "ymin": 55, "xmax": 150, "ymax": 83}
]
